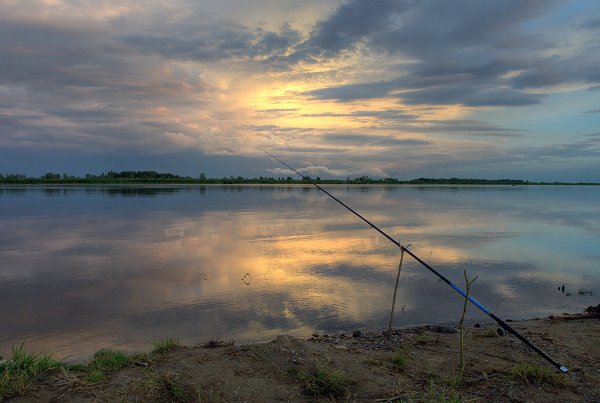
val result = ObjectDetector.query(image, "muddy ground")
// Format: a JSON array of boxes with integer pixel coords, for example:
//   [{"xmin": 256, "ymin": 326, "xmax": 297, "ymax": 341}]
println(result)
[{"xmin": 9, "ymin": 312, "xmax": 600, "ymax": 402}]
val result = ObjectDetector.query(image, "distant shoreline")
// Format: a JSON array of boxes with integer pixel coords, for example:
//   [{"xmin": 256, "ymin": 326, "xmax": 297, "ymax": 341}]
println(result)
[
  {"xmin": 1, "ymin": 181, "xmax": 599, "ymax": 186},
  {"xmin": 2, "ymin": 171, "xmax": 599, "ymax": 186}
]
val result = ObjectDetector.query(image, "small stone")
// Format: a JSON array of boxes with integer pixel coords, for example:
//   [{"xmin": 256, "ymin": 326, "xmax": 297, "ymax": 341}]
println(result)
[
  {"xmin": 352, "ymin": 330, "xmax": 362, "ymax": 338},
  {"xmin": 312, "ymin": 333, "xmax": 320, "ymax": 338},
  {"xmin": 434, "ymin": 325, "xmax": 457, "ymax": 334},
  {"xmin": 474, "ymin": 323, "xmax": 481, "ymax": 328}
]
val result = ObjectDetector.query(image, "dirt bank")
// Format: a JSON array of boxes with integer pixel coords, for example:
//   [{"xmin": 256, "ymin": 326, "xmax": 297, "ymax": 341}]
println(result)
[{"xmin": 6, "ymin": 312, "xmax": 600, "ymax": 402}]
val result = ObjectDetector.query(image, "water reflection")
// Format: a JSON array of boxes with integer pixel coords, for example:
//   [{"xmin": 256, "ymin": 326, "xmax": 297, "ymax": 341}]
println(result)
[{"xmin": 0, "ymin": 185, "xmax": 598, "ymax": 359}]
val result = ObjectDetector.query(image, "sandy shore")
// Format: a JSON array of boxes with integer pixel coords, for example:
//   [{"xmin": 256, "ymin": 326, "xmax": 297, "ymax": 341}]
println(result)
[{"xmin": 6, "ymin": 310, "xmax": 600, "ymax": 402}]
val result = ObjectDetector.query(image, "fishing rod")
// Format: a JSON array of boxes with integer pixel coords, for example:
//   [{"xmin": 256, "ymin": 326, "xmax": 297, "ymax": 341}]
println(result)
[{"xmin": 259, "ymin": 147, "xmax": 569, "ymax": 373}]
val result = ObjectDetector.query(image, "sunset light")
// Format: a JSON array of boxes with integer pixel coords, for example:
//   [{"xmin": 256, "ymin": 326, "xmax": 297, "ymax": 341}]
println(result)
[{"xmin": 1, "ymin": 0, "xmax": 598, "ymax": 180}]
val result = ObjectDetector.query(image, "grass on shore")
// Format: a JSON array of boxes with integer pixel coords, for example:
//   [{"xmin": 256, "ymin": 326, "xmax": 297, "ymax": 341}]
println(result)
[
  {"xmin": 424, "ymin": 378, "xmax": 462, "ymax": 402},
  {"xmin": 0, "ymin": 338, "xmax": 178, "ymax": 399},
  {"xmin": 151, "ymin": 338, "xmax": 180, "ymax": 354},
  {"xmin": 509, "ymin": 362, "xmax": 568, "ymax": 387},
  {"xmin": 145, "ymin": 370, "xmax": 185, "ymax": 401},
  {"xmin": 81, "ymin": 348, "xmax": 133, "ymax": 384},
  {"xmin": 89, "ymin": 349, "xmax": 131, "ymax": 372},
  {"xmin": 300, "ymin": 360, "xmax": 350, "ymax": 397},
  {"xmin": 389, "ymin": 350, "xmax": 407, "ymax": 369},
  {"xmin": 0, "ymin": 343, "xmax": 61, "ymax": 400},
  {"xmin": 0, "ymin": 331, "xmax": 580, "ymax": 402}
]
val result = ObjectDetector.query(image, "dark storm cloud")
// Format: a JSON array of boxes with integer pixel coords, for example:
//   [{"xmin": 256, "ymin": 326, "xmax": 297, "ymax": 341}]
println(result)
[
  {"xmin": 303, "ymin": 0, "xmax": 409, "ymax": 54},
  {"xmin": 0, "ymin": 19, "xmax": 127, "ymax": 88},
  {"xmin": 399, "ymin": 85, "xmax": 542, "ymax": 107},
  {"xmin": 120, "ymin": 21, "xmax": 302, "ymax": 62},
  {"xmin": 514, "ymin": 140, "xmax": 600, "ymax": 161},
  {"xmin": 121, "ymin": 27, "xmax": 252, "ymax": 61},
  {"xmin": 579, "ymin": 17, "xmax": 600, "ymax": 29},
  {"xmin": 414, "ymin": 120, "xmax": 524, "ymax": 137},
  {"xmin": 459, "ymin": 137, "xmax": 600, "ymax": 168},
  {"xmin": 306, "ymin": 76, "xmax": 542, "ymax": 106},
  {"xmin": 0, "ymin": 12, "xmax": 217, "ymax": 154},
  {"xmin": 252, "ymin": 24, "xmax": 303, "ymax": 57},
  {"xmin": 326, "ymin": 133, "xmax": 430, "ymax": 147},
  {"xmin": 370, "ymin": 0, "xmax": 553, "ymax": 55},
  {"xmin": 508, "ymin": 55, "xmax": 600, "ymax": 89},
  {"xmin": 44, "ymin": 106, "xmax": 128, "ymax": 123},
  {"xmin": 0, "ymin": 113, "xmax": 41, "ymax": 130},
  {"xmin": 299, "ymin": 108, "xmax": 523, "ymax": 138},
  {"xmin": 299, "ymin": 0, "xmax": 599, "ymax": 106}
]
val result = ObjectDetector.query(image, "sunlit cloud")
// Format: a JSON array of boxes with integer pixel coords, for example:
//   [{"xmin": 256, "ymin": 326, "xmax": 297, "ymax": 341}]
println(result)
[{"xmin": 0, "ymin": 0, "xmax": 599, "ymax": 180}]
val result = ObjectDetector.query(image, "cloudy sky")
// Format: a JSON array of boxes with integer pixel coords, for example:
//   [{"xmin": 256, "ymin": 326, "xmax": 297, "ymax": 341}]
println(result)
[{"xmin": 1, "ymin": 0, "xmax": 599, "ymax": 181}]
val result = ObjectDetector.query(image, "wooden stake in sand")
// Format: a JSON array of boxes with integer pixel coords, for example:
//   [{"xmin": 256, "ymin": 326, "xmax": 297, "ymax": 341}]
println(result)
[
  {"xmin": 388, "ymin": 248, "xmax": 405, "ymax": 337},
  {"xmin": 459, "ymin": 270, "xmax": 478, "ymax": 373}
]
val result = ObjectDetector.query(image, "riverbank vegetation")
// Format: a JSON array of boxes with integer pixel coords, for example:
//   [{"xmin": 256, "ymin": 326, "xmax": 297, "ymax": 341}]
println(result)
[{"xmin": 1, "ymin": 171, "xmax": 597, "ymax": 185}]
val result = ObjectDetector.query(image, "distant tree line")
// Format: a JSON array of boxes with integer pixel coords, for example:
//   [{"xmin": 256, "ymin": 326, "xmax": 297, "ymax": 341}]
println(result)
[
  {"xmin": 0, "ymin": 171, "xmax": 597, "ymax": 185},
  {"xmin": 407, "ymin": 177, "xmax": 531, "ymax": 185}
]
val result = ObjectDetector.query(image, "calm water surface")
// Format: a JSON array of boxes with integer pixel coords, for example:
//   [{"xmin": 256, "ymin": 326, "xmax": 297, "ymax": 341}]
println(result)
[{"xmin": 1, "ymin": 185, "xmax": 599, "ymax": 359}]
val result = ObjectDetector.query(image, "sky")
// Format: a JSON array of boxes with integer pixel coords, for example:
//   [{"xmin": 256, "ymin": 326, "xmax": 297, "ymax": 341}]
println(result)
[{"xmin": 1, "ymin": 0, "xmax": 599, "ymax": 181}]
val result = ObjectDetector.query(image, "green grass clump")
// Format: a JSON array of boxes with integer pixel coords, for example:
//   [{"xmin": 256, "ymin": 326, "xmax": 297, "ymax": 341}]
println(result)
[
  {"xmin": 302, "ymin": 361, "xmax": 350, "ymax": 397},
  {"xmin": 509, "ymin": 362, "xmax": 567, "ymax": 386},
  {"xmin": 90, "ymin": 349, "xmax": 130, "ymax": 372},
  {"xmin": 390, "ymin": 351, "xmax": 406, "ymax": 369},
  {"xmin": 0, "ymin": 343, "xmax": 61, "ymax": 400},
  {"xmin": 64, "ymin": 363, "xmax": 87, "ymax": 372},
  {"xmin": 80, "ymin": 349, "xmax": 132, "ymax": 385},
  {"xmin": 147, "ymin": 371, "xmax": 184, "ymax": 401},
  {"xmin": 86, "ymin": 369, "xmax": 106, "ymax": 383},
  {"xmin": 151, "ymin": 338, "xmax": 180, "ymax": 354}
]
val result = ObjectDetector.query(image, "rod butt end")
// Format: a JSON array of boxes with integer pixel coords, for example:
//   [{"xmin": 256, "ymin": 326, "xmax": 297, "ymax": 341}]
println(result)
[{"xmin": 559, "ymin": 365, "xmax": 569, "ymax": 373}]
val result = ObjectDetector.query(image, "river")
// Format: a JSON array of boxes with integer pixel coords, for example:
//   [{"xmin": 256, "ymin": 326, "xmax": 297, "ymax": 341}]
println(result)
[{"xmin": 1, "ymin": 185, "xmax": 598, "ymax": 359}]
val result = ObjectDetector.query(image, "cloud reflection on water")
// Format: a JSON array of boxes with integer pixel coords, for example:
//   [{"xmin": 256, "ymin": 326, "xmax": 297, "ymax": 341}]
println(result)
[{"xmin": 0, "ymin": 185, "xmax": 598, "ymax": 358}]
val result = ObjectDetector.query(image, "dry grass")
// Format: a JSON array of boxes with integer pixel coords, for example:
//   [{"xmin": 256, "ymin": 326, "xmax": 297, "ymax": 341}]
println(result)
[
  {"xmin": 301, "ymin": 360, "xmax": 350, "ymax": 397},
  {"xmin": 509, "ymin": 362, "xmax": 568, "ymax": 387},
  {"xmin": 151, "ymin": 338, "xmax": 180, "ymax": 355}
]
